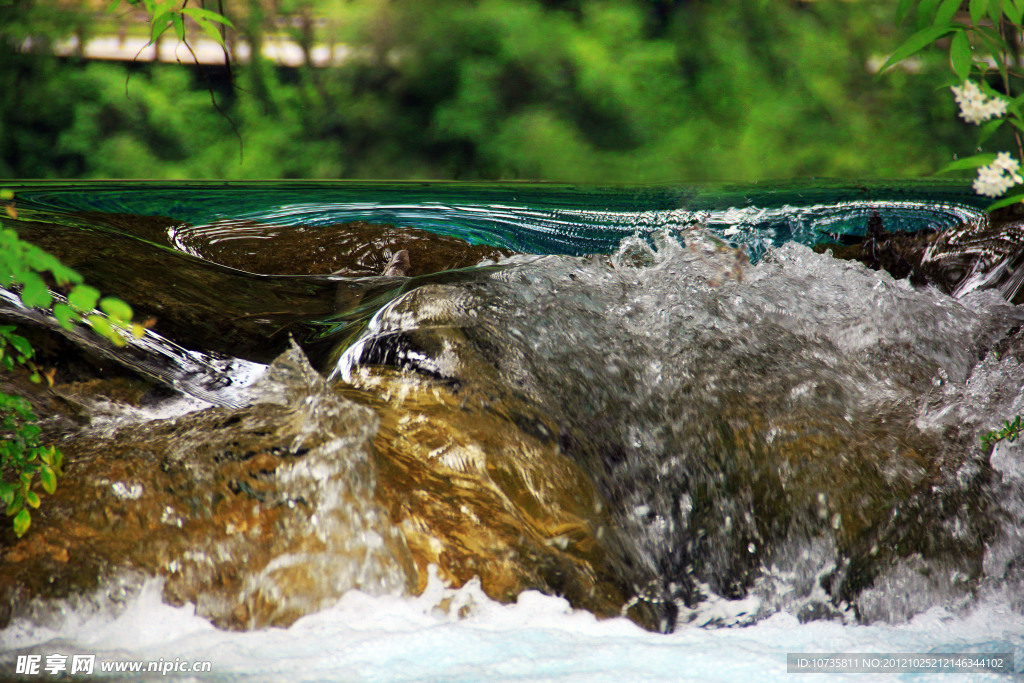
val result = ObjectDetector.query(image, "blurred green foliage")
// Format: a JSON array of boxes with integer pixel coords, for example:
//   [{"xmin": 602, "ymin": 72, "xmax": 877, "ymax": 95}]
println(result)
[{"xmin": 0, "ymin": 0, "xmax": 989, "ymax": 181}]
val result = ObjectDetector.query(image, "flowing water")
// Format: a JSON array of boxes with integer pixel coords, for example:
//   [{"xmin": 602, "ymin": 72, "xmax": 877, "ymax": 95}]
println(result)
[{"xmin": 0, "ymin": 181, "xmax": 1022, "ymax": 680}]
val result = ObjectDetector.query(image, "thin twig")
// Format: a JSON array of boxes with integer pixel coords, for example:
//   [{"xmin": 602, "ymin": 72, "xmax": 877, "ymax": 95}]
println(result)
[
  {"xmin": 999, "ymin": 16, "xmax": 1024, "ymax": 160},
  {"xmin": 180, "ymin": 36, "xmax": 245, "ymax": 163},
  {"xmin": 216, "ymin": 0, "xmax": 233, "ymax": 84}
]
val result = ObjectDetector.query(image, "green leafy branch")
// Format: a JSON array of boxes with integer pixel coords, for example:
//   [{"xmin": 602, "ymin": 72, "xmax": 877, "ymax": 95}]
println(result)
[
  {"xmin": 0, "ymin": 228, "xmax": 144, "ymax": 345},
  {"xmin": 111, "ymin": 0, "xmax": 234, "ymax": 49},
  {"xmin": 0, "ymin": 393, "xmax": 62, "ymax": 538},
  {"xmin": 107, "ymin": 0, "xmax": 243, "ymax": 161},
  {"xmin": 883, "ymin": 0, "xmax": 1024, "ymax": 209},
  {"xmin": 980, "ymin": 414, "xmax": 1023, "ymax": 449},
  {"xmin": 2, "ymin": 204, "xmax": 144, "ymax": 537}
]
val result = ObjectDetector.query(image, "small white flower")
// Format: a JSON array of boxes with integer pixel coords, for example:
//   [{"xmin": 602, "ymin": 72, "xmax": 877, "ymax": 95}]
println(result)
[
  {"xmin": 973, "ymin": 154, "xmax": 1024, "ymax": 197},
  {"xmin": 987, "ymin": 97, "xmax": 1009, "ymax": 119},
  {"xmin": 951, "ymin": 81, "xmax": 1008, "ymax": 125},
  {"xmin": 994, "ymin": 151, "xmax": 1021, "ymax": 177},
  {"xmin": 952, "ymin": 80, "xmax": 982, "ymax": 104}
]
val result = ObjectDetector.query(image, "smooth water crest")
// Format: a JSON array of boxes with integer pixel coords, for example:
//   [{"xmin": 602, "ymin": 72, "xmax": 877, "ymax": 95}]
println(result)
[{"xmin": 1, "ymin": 181, "xmax": 1023, "ymax": 679}]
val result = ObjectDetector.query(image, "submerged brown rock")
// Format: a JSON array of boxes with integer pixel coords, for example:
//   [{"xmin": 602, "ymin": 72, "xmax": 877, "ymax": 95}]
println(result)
[
  {"xmin": 7, "ymin": 215, "xmax": 515, "ymax": 365},
  {"xmin": 331, "ymin": 239, "xmax": 1015, "ymax": 625},
  {"xmin": 0, "ymin": 344, "xmax": 668, "ymax": 632},
  {"xmin": 169, "ymin": 219, "xmax": 515, "ymax": 278},
  {"xmin": 0, "ymin": 346, "xmax": 415, "ymax": 630},
  {"xmin": 337, "ymin": 369, "xmax": 669, "ymax": 630},
  {"xmin": 1, "ymin": 211, "xmax": 666, "ymax": 632}
]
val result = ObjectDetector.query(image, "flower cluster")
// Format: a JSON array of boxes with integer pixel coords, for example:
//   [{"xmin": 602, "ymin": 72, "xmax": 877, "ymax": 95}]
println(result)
[
  {"xmin": 974, "ymin": 152, "xmax": 1023, "ymax": 197},
  {"xmin": 951, "ymin": 81, "xmax": 1008, "ymax": 124}
]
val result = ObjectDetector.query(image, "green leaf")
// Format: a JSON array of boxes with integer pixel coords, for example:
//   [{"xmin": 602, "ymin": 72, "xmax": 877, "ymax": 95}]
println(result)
[
  {"xmin": 974, "ymin": 26, "xmax": 1011, "ymax": 82},
  {"xmin": 939, "ymin": 153, "xmax": 997, "ymax": 172},
  {"xmin": 189, "ymin": 16, "xmax": 227, "ymax": 47},
  {"xmin": 25, "ymin": 490, "xmax": 40, "ymax": 509},
  {"xmin": 53, "ymin": 303, "xmax": 80, "ymax": 330},
  {"xmin": 13, "ymin": 508, "xmax": 30, "ymax": 537},
  {"xmin": 87, "ymin": 314, "xmax": 115, "ymax": 341},
  {"xmin": 48, "ymin": 262, "xmax": 81, "ymax": 286},
  {"xmin": 987, "ymin": 0, "xmax": 1003, "ymax": 24},
  {"xmin": 6, "ymin": 332, "xmax": 32, "ymax": 359},
  {"xmin": 1006, "ymin": 0, "xmax": 1024, "ymax": 24},
  {"xmin": 40, "ymin": 466, "xmax": 56, "ymax": 494},
  {"xmin": 950, "ymin": 30, "xmax": 973, "ymax": 84},
  {"xmin": 106, "ymin": 0, "xmax": 121, "ymax": 13},
  {"xmin": 150, "ymin": 8, "xmax": 173, "ymax": 43},
  {"xmin": 970, "ymin": 0, "xmax": 989, "ymax": 25},
  {"xmin": 172, "ymin": 12, "xmax": 185, "ymax": 41},
  {"xmin": 180, "ymin": 6, "xmax": 234, "ymax": 28},
  {"xmin": 975, "ymin": 24, "xmax": 1007, "ymax": 53},
  {"xmin": 99, "ymin": 297, "xmax": 133, "ymax": 323},
  {"xmin": 918, "ymin": 0, "xmax": 943, "ymax": 25},
  {"xmin": 986, "ymin": 192, "xmax": 1024, "ymax": 210},
  {"xmin": 978, "ymin": 116, "xmax": 1007, "ymax": 144},
  {"xmin": 881, "ymin": 25, "xmax": 958, "ymax": 73},
  {"xmin": 935, "ymin": 0, "xmax": 963, "ymax": 25},
  {"xmin": 68, "ymin": 284, "xmax": 100, "ymax": 312},
  {"xmin": 19, "ymin": 271, "xmax": 51, "ymax": 308}
]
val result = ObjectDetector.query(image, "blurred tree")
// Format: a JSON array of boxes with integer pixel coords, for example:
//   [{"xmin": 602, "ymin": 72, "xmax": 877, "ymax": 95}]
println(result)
[{"xmin": 0, "ymin": 0, "xmax": 976, "ymax": 181}]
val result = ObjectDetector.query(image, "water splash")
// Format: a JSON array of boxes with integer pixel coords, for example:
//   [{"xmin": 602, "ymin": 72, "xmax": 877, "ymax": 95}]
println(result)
[{"xmin": 334, "ymin": 229, "xmax": 1024, "ymax": 624}]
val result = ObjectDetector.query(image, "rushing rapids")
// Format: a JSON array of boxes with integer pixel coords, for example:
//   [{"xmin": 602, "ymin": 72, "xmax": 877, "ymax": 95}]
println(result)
[{"xmin": 1, "ymin": 181, "xmax": 1023, "ymax": 641}]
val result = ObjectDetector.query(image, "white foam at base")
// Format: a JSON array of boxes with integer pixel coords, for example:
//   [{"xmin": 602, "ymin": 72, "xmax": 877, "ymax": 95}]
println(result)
[{"xmin": 2, "ymin": 572, "xmax": 1021, "ymax": 682}]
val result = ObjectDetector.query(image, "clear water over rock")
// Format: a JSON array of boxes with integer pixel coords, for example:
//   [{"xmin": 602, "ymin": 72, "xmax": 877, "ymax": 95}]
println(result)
[{"xmin": 335, "ymin": 229, "xmax": 1024, "ymax": 626}]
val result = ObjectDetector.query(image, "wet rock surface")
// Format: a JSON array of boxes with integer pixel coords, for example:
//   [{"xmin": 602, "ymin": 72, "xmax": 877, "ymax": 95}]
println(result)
[
  {"xmin": 337, "ymin": 370, "xmax": 671, "ymax": 631},
  {"xmin": 335, "ymin": 232, "xmax": 1024, "ymax": 624},
  {"xmin": 0, "ymin": 342, "xmax": 668, "ymax": 633},
  {"xmin": 0, "ymin": 346, "xmax": 415, "ymax": 630}
]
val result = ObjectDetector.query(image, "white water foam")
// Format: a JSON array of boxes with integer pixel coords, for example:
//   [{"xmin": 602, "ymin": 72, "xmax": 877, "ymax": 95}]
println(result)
[{"xmin": 2, "ymin": 571, "xmax": 1020, "ymax": 682}]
